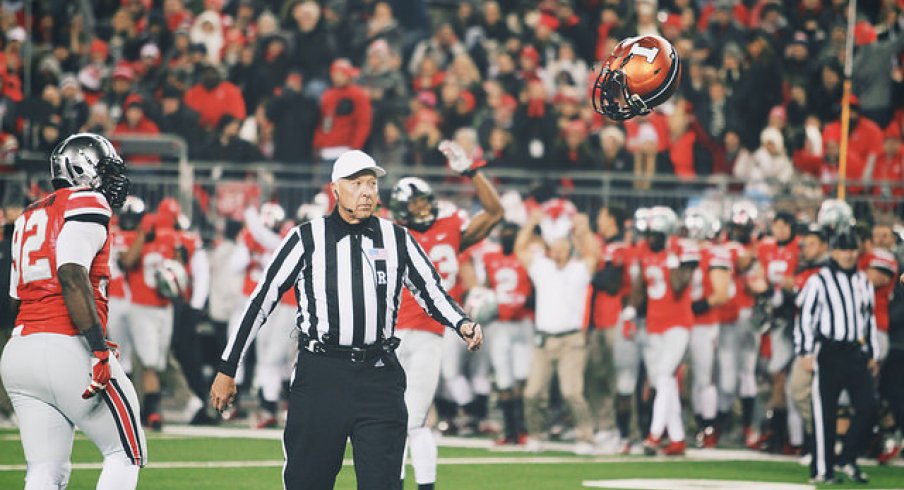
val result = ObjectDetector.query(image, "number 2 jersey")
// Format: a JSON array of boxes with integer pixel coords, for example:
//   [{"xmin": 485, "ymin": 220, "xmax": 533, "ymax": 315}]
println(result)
[
  {"xmin": 10, "ymin": 187, "xmax": 112, "ymax": 336},
  {"xmin": 396, "ymin": 207, "xmax": 469, "ymax": 336}
]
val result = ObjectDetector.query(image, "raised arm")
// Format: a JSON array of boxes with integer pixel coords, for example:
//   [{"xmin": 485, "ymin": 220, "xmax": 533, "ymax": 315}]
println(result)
[
  {"xmin": 460, "ymin": 171, "xmax": 504, "ymax": 250},
  {"xmin": 571, "ymin": 213, "xmax": 600, "ymax": 274},
  {"xmin": 438, "ymin": 140, "xmax": 504, "ymax": 250},
  {"xmin": 515, "ymin": 210, "xmax": 543, "ymax": 269}
]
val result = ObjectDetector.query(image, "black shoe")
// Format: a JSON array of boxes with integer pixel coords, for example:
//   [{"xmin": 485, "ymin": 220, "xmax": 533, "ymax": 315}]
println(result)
[
  {"xmin": 836, "ymin": 462, "xmax": 869, "ymax": 484},
  {"xmin": 808, "ymin": 474, "xmax": 843, "ymax": 485},
  {"xmin": 190, "ymin": 407, "xmax": 220, "ymax": 426}
]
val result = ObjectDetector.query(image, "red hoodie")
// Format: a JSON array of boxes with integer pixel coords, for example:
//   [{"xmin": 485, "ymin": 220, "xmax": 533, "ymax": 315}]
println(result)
[{"xmin": 313, "ymin": 84, "xmax": 372, "ymax": 151}]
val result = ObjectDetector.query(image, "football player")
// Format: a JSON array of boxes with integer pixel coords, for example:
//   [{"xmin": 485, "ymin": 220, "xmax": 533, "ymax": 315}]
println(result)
[
  {"xmin": 228, "ymin": 202, "xmax": 297, "ymax": 428},
  {"xmin": 684, "ymin": 207, "xmax": 732, "ymax": 448},
  {"xmin": 477, "ymin": 223, "xmax": 534, "ymax": 445},
  {"xmin": 119, "ymin": 196, "xmax": 187, "ymax": 430},
  {"xmin": 391, "ymin": 140, "xmax": 503, "ymax": 490},
  {"xmin": 590, "ymin": 204, "xmax": 634, "ymax": 453},
  {"xmin": 107, "ymin": 195, "xmax": 145, "ymax": 375},
  {"xmin": 628, "ymin": 206, "xmax": 697, "ymax": 456},
  {"xmin": 1, "ymin": 133, "xmax": 146, "ymax": 489},
  {"xmin": 757, "ymin": 211, "xmax": 803, "ymax": 453},
  {"xmin": 716, "ymin": 200, "xmax": 767, "ymax": 448}
]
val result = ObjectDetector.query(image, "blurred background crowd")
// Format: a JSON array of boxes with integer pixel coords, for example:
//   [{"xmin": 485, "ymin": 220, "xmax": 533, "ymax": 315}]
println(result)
[{"xmin": 0, "ymin": 0, "xmax": 899, "ymax": 207}]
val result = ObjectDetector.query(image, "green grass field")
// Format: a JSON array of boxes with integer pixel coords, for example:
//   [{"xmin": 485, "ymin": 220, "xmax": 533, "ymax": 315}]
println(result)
[{"xmin": 1, "ymin": 428, "xmax": 902, "ymax": 489}]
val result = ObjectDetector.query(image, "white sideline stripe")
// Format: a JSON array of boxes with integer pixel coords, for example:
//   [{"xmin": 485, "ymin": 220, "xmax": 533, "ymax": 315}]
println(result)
[
  {"xmin": 583, "ymin": 479, "xmax": 815, "ymax": 490},
  {"xmin": 0, "ymin": 457, "xmax": 658, "ymax": 472}
]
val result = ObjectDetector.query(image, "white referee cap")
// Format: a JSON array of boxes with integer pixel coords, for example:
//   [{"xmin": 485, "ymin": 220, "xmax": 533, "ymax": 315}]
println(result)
[{"xmin": 331, "ymin": 150, "xmax": 386, "ymax": 183}]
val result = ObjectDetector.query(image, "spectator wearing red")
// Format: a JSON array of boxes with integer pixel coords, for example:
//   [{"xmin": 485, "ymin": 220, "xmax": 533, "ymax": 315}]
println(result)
[
  {"xmin": 821, "ymin": 96, "xmax": 883, "ymax": 184},
  {"xmin": 184, "ymin": 64, "xmax": 246, "ymax": 132},
  {"xmin": 113, "ymin": 94, "xmax": 161, "ymax": 164},
  {"xmin": 819, "ymin": 123, "xmax": 865, "ymax": 195},
  {"xmin": 411, "ymin": 55, "xmax": 445, "ymax": 92},
  {"xmin": 164, "ymin": 0, "xmax": 194, "ymax": 32},
  {"xmin": 312, "ymin": 59, "xmax": 372, "ymax": 158},
  {"xmin": 872, "ymin": 123, "xmax": 903, "ymax": 205}
]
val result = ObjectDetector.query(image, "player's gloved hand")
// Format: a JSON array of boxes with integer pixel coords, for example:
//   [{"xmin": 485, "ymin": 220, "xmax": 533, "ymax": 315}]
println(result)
[
  {"xmin": 105, "ymin": 340, "xmax": 120, "ymax": 360},
  {"xmin": 82, "ymin": 349, "xmax": 112, "ymax": 399},
  {"xmin": 439, "ymin": 140, "xmax": 485, "ymax": 177},
  {"xmin": 621, "ymin": 319, "xmax": 637, "ymax": 340}
]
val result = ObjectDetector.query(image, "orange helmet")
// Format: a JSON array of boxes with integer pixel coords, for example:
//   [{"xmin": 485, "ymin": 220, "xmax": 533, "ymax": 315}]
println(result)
[{"xmin": 592, "ymin": 35, "xmax": 681, "ymax": 120}]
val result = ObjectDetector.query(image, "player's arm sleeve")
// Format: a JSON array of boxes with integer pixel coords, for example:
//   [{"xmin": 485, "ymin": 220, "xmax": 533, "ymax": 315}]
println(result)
[
  {"xmin": 400, "ymin": 228, "xmax": 469, "ymax": 331},
  {"xmin": 243, "ymin": 207, "xmax": 283, "ymax": 251},
  {"xmin": 795, "ymin": 276, "xmax": 822, "ymax": 355},
  {"xmin": 56, "ymin": 221, "xmax": 108, "ymax": 269},
  {"xmin": 9, "ymin": 218, "xmax": 20, "ymax": 299},
  {"xmin": 218, "ymin": 229, "xmax": 304, "ymax": 378},
  {"xmin": 230, "ymin": 242, "xmax": 252, "ymax": 274},
  {"xmin": 189, "ymin": 248, "xmax": 210, "ymax": 310}
]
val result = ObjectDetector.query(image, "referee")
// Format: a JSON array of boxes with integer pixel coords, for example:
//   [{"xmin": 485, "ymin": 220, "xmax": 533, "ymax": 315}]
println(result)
[
  {"xmin": 210, "ymin": 150, "xmax": 483, "ymax": 490},
  {"xmin": 795, "ymin": 228, "xmax": 878, "ymax": 484}
]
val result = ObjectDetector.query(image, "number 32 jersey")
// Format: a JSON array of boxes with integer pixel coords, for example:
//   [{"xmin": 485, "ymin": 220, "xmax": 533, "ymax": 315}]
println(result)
[{"xmin": 10, "ymin": 187, "xmax": 113, "ymax": 336}]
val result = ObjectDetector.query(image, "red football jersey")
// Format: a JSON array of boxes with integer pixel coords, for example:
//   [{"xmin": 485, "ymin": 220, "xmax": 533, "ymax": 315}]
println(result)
[
  {"xmin": 690, "ymin": 243, "xmax": 733, "ymax": 325},
  {"xmin": 864, "ymin": 249, "xmax": 898, "ymax": 332},
  {"xmin": 108, "ymin": 227, "xmax": 137, "ymax": 299},
  {"xmin": 483, "ymin": 250, "xmax": 532, "ymax": 322},
  {"xmin": 640, "ymin": 248, "xmax": 694, "ymax": 333},
  {"xmin": 592, "ymin": 237, "xmax": 631, "ymax": 329},
  {"xmin": 396, "ymin": 208, "xmax": 469, "ymax": 336},
  {"xmin": 11, "ymin": 187, "xmax": 112, "ymax": 336},
  {"xmin": 757, "ymin": 237, "xmax": 800, "ymax": 289},
  {"xmin": 240, "ymin": 227, "xmax": 295, "ymax": 306},
  {"xmin": 794, "ymin": 262, "xmax": 822, "ymax": 291},
  {"xmin": 125, "ymin": 215, "xmax": 183, "ymax": 307},
  {"xmin": 721, "ymin": 240, "xmax": 756, "ymax": 322}
]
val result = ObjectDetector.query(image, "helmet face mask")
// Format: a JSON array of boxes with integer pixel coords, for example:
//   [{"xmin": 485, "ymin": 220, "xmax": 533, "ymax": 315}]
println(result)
[
  {"xmin": 50, "ymin": 133, "xmax": 129, "ymax": 208},
  {"xmin": 118, "ymin": 195, "xmax": 146, "ymax": 231},
  {"xmin": 390, "ymin": 177, "xmax": 438, "ymax": 232},
  {"xmin": 593, "ymin": 35, "xmax": 682, "ymax": 121}
]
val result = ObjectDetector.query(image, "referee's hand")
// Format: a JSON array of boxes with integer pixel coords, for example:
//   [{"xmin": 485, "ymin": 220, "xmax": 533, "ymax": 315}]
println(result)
[
  {"xmin": 210, "ymin": 373, "xmax": 238, "ymax": 415},
  {"xmin": 459, "ymin": 322, "xmax": 484, "ymax": 351}
]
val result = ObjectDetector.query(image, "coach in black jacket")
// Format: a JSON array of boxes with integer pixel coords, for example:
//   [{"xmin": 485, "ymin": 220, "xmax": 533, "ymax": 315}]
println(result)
[{"xmin": 210, "ymin": 150, "xmax": 483, "ymax": 490}]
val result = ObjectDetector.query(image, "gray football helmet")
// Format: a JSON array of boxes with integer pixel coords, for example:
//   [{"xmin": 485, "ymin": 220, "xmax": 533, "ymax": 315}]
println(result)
[{"xmin": 50, "ymin": 133, "xmax": 129, "ymax": 208}]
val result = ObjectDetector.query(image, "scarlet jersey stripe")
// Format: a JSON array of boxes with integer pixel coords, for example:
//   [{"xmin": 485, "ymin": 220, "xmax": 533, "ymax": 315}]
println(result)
[{"xmin": 103, "ymin": 380, "xmax": 144, "ymax": 466}]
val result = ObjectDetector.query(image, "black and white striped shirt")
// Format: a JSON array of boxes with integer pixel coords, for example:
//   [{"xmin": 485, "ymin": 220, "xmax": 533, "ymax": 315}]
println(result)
[
  {"xmin": 218, "ymin": 211, "xmax": 469, "ymax": 377},
  {"xmin": 794, "ymin": 260, "xmax": 879, "ymax": 360}
]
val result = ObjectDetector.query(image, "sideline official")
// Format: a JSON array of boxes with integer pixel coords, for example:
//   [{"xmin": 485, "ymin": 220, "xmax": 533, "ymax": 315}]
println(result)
[
  {"xmin": 796, "ymin": 228, "xmax": 878, "ymax": 484},
  {"xmin": 210, "ymin": 150, "xmax": 483, "ymax": 490}
]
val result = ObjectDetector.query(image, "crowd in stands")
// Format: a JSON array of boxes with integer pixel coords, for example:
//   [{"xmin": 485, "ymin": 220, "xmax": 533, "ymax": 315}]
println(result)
[{"xmin": 0, "ymin": 0, "xmax": 901, "ymax": 203}]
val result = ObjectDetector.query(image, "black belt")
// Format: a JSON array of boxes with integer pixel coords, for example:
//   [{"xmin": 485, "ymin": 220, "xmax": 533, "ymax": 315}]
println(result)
[{"xmin": 301, "ymin": 336, "xmax": 400, "ymax": 364}]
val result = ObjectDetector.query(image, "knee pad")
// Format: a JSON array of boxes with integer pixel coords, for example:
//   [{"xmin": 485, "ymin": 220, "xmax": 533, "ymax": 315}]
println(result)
[
  {"xmin": 97, "ymin": 452, "xmax": 140, "ymax": 490},
  {"xmin": 25, "ymin": 461, "xmax": 71, "ymax": 489}
]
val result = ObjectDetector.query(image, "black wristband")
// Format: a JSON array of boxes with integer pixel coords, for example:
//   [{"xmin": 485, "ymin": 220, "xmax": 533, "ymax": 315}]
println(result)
[
  {"xmin": 84, "ymin": 323, "xmax": 107, "ymax": 352},
  {"xmin": 691, "ymin": 299, "xmax": 711, "ymax": 316},
  {"xmin": 461, "ymin": 168, "xmax": 477, "ymax": 178}
]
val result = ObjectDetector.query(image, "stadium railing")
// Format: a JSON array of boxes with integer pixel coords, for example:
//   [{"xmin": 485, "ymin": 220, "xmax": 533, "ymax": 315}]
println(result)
[{"xmin": 3, "ymin": 135, "xmax": 900, "ymax": 240}]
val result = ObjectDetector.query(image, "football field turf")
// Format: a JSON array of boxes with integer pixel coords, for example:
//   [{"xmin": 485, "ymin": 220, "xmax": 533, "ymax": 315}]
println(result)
[{"xmin": 1, "ymin": 428, "xmax": 902, "ymax": 489}]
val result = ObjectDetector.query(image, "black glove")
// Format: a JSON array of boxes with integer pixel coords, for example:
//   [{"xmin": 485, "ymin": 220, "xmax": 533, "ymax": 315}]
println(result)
[{"xmin": 691, "ymin": 299, "xmax": 710, "ymax": 316}]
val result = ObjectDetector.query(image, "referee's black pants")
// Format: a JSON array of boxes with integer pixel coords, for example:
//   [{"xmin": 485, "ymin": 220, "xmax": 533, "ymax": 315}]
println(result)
[
  {"xmin": 810, "ymin": 342, "xmax": 877, "ymax": 478},
  {"xmin": 283, "ymin": 348, "xmax": 408, "ymax": 490},
  {"xmin": 880, "ymin": 348, "xmax": 904, "ymax": 432}
]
